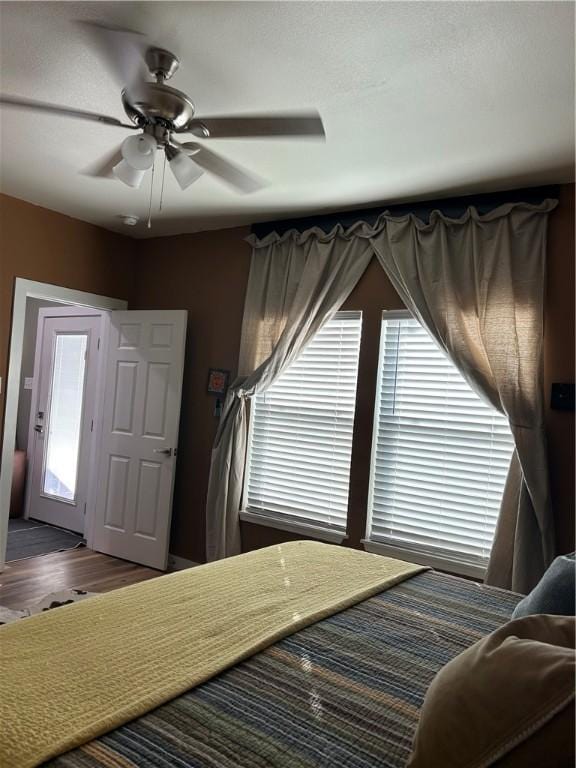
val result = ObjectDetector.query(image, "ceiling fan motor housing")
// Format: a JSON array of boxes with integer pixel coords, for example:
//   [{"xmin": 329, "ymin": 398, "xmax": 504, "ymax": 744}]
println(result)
[
  {"xmin": 120, "ymin": 47, "xmax": 197, "ymax": 132},
  {"xmin": 122, "ymin": 82, "xmax": 196, "ymax": 131}
]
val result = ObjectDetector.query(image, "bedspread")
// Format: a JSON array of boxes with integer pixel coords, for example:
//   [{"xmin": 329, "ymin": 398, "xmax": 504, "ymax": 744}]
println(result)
[{"xmin": 49, "ymin": 570, "xmax": 520, "ymax": 768}]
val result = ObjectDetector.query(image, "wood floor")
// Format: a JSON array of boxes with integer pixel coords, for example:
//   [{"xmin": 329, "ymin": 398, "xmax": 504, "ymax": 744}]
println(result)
[{"xmin": 0, "ymin": 547, "xmax": 163, "ymax": 609}]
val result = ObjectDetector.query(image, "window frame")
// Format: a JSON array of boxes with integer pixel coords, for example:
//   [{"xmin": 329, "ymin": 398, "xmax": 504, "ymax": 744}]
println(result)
[
  {"xmin": 364, "ymin": 309, "xmax": 508, "ymax": 579},
  {"xmin": 241, "ymin": 310, "xmax": 363, "ymax": 543}
]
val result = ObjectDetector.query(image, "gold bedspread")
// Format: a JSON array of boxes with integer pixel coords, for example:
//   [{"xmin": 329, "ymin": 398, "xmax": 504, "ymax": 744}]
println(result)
[{"xmin": 0, "ymin": 541, "xmax": 424, "ymax": 767}]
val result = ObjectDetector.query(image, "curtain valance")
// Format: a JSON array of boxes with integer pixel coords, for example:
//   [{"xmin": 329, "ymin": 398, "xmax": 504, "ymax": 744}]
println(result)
[{"xmin": 246, "ymin": 200, "xmax": 558, "ymax": 248}]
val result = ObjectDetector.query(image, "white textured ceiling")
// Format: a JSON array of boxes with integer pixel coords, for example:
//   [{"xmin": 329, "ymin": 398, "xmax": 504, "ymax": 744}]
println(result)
[{"xmin": 0, "ymin": 1, "xmax": 574, "ymax": 238}]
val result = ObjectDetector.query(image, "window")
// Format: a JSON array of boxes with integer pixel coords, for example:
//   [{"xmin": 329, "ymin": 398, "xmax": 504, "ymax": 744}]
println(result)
[
  {"xmin": 367, "ymin": 311, "xmax": 515, "ymax": 573},
  {"xmin": 243, "ymin": 311, "xmax": 362, "ymax": 540},
  {"xmin": 43, "ymin": 333, "xmax": 88, "ymax": 502}
]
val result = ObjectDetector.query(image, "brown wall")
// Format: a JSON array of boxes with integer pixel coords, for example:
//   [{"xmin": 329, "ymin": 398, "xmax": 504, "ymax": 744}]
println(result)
[
  {"xmin": 544, "ymin": 184, "xmax": 575, "ymax": 554},
  {"xmin": 133, "ymin": 227, "xmax": 252, "ymax": 563},
  {"xmin": 0, "ymin": 194, "xmax": 136, "ymax": 442}
]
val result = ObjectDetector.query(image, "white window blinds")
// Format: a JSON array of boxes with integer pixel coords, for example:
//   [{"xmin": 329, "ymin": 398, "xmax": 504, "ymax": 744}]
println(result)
[
  {"xmin": 245, "ymin": 311, "xmax": 362, "ymax": 533},
  {"xmin": 367, "ymin": 311, "xmax": 515, "ymax": 568}
]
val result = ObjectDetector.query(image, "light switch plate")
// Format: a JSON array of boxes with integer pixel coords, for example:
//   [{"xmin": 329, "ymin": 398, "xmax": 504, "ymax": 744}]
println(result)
[
  {"xmin": 551, "ymin": 382, "xmax": 575, "ymax": 411},
  {"xmin": 24, "ymin": 377, "xmax": 34, "ymax": 390}
]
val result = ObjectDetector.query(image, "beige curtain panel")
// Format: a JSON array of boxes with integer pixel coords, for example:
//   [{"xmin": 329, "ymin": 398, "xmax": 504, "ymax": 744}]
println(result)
[
  {"xmin": 205, "ymin": 200, "xmax": 557, "ymax": 593},
  {"xmin": 369, "ymin": 200, "xmax": 557, "ymax": 593},
  {"xmin": 205, "ymin": 232, "xmax": 373, "ymax": 561}
]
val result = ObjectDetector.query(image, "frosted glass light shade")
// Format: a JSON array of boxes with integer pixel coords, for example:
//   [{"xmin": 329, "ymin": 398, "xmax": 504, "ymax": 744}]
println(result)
[
  {"xmin": 113, "ymin": 160, "xmax": 146, "ymax": 188},
  {"xmin": 168, "ymin": 149, "xmax": 203, "ymax": 190},
  {"xmin": 121, "ymin": 134, "xmax": 157, "ymax": 170}
]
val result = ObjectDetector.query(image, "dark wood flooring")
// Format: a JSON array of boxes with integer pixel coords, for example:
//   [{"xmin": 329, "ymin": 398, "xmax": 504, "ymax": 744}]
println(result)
[{"xmin": 0, "ymin": 547, "xmax": 163, "ymax": 609}]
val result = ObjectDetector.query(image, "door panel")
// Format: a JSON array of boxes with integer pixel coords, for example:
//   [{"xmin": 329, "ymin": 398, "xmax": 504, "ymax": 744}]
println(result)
[
  {"xmin": 93, "ymin": 310, "xmax": 187, "ymax": 570},
  {"xmin": 103, "ymin": 455, "xmax": 130, "ymax": 530},
  {"xmin": 150, "ymin": 323, "xmax": 173, "ymax": 347},
  {"xmin": 134, "ymin": 460, "xmax": 162, "ymax": 537},
  {"xmin": 143, "ymin": 363, "xmax": 170, "ymax": 437},
  {"xmin": 26, "ymin": 311, "xmax": 102, "ymax": 533},
  {"xmin": 119, "ymin": 323, "xmax": 141, "ymax": 348},
  {"xmin": 112, "ymin": 362, "xmax": 138, "ymax": 434}
]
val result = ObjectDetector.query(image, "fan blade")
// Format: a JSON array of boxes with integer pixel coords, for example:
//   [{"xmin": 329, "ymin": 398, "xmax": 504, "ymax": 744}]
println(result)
[
  {"xmin": 77, "ymin": 21, "xmax": 148, "ymax": 93},
  {"xmin": 182, "ymin": 111, "xmax": 325, "ymax": 140},
  {"xmin": 0, "ymin": 95, "xmax": 137, "ymax": 128},
  {"xmin": 178, "ymin": 142, "xmax": 265, "ymax": 193},
  {"xmin": 80, "ymin": 146, "xmax": 123, "ymax": 178}
]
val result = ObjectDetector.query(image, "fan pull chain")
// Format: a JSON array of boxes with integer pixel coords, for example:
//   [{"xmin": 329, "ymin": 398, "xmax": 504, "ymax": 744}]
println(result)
[
  {"xmin": 159, "ymin": 152, "xmax": 167, "ymax": 213},
  {"xmin": 147, "ymin": 156, "xmax": 156, "ymax": 229}
]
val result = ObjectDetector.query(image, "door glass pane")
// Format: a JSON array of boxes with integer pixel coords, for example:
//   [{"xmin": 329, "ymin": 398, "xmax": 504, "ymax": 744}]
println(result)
[{"xmin": 43, "ymin": 334, "xmax": 88, "ymax": 502}]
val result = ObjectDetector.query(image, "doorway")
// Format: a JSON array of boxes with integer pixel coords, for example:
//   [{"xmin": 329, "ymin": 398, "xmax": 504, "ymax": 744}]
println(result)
[
  {"xmin": 0, "ymin": 279, "xmax": 126, "ymax": 570},
  {"xmin": 1, "ymin": 279, "xmax": 188, "ymax": 575}
]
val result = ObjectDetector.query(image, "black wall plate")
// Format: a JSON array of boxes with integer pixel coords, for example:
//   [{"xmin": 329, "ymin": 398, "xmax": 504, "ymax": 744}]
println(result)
[{"xmin": 550, "ymin": 383, "xmax": 575, "ymax": 411}]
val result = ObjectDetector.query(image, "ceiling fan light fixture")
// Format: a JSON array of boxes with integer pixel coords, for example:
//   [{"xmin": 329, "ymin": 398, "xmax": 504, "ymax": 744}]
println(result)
[
  {"xmin": 121, "ymin": 133, "xmax": 157, "ymax": 170},
  {"xmin": 166, "ymin": 145, "xmax": 203, "ymax": 190},
  {"xmin": 113, "ymin": 159, "xmax": 146, "ymax": 188}
]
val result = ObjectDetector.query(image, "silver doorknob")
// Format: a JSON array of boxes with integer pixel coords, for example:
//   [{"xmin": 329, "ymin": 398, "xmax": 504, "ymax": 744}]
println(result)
[{"xmin": 153, "ymin": 448, "xmax": 172, "ymax": 456}]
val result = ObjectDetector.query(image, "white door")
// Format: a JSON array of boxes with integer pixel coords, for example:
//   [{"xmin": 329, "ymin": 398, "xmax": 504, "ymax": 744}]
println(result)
[
  {"xmin": 26, "ymin": 310, "xmax": 102, "ymax": 533},
  {"xmin": 92, "ymin": 310, "xmax": 187, "ymax": 570}
]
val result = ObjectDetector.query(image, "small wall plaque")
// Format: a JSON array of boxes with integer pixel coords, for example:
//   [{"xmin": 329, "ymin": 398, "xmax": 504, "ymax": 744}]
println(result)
[{"xmin": 207, "ymin": 369, "xmax": 230, "ymax": 396}]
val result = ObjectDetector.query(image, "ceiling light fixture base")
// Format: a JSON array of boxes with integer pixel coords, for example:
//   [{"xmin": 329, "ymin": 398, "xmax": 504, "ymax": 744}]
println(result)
[
  {"xmin": 145, "ymin": 47, "xmax": 180, "ymax": 82},
  {"xmin": 119, "ymin": 214, "xmax": 139, "ymax": 227}
]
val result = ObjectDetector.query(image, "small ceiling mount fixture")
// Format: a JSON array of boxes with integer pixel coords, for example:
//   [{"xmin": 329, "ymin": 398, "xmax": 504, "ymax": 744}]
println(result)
[
  {"xmin": 119, "ymin": 214, "xmax": 139, "ymax": 227},
  {"xmin": 0, "ymin": 23, "xmax": 326, "ymax": 200},
  {"xmin": 144, "ymin": 47, "xmax": 180, "ymax": 83}
]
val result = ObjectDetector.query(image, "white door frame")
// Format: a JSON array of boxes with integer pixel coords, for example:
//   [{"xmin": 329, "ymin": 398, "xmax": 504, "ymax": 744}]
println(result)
[{"xmin": 0, "ymin": 278, "xmax": 127, "ymax": 570}]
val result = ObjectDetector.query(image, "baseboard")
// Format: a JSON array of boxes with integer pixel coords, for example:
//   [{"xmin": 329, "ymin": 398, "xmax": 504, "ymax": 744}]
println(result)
[{"xmin": 168, "ymin": 553, "xmax": 200, "ymax": 571}]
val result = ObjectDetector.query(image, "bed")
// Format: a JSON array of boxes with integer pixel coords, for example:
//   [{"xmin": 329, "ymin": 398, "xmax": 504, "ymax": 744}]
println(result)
[{"xmin": 46, "ymin": 568, "xmax": 520, "ymax": 768}]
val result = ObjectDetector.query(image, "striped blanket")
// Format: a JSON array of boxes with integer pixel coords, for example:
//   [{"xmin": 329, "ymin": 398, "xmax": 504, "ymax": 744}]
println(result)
[{"xmin": 47, "ymin": 571, "xmax": 520, "ymax": 768}]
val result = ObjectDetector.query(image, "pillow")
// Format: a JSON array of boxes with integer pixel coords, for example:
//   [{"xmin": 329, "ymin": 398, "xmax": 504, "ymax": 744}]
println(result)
[
  {"xmin": 512, "ymin": 553, "xmax": 575, "ymax": 619},
  {"xmin": 407, "ymin": 614, "xmax": 575, "ymax": 768}
]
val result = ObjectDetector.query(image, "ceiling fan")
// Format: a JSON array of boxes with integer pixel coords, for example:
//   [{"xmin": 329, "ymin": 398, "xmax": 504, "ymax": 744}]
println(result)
[{"xmin": 0, "ymin": 23, "xmax": 326, "ymax": 195}]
